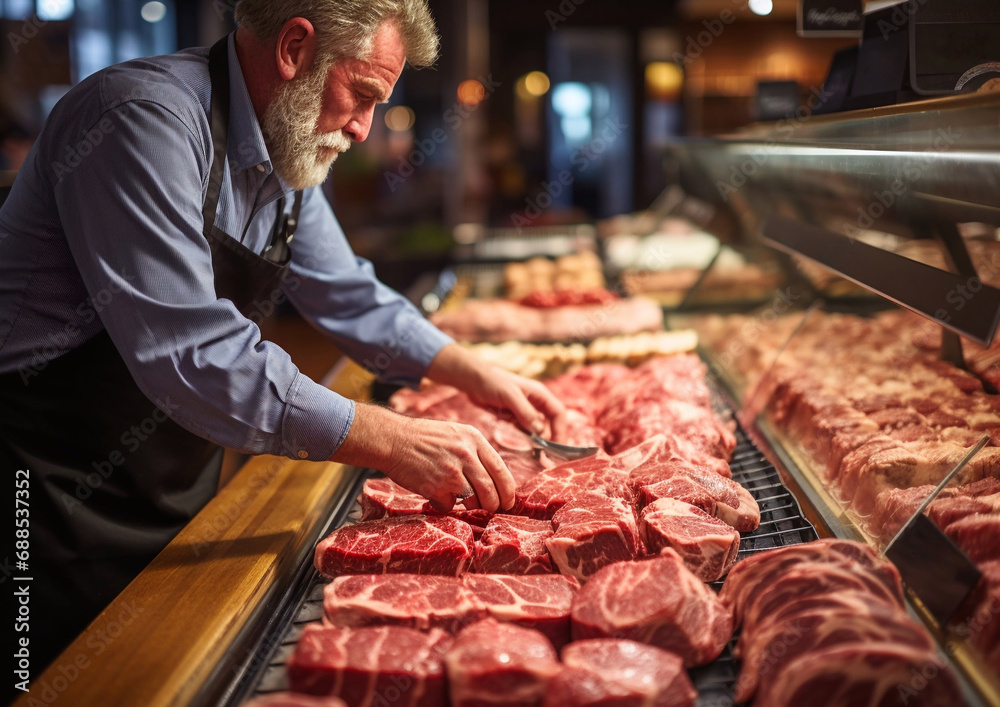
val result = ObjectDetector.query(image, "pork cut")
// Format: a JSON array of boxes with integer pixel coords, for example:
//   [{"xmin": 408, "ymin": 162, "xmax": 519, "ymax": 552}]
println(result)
[
  {"xmin": 474, "ymin": 515, "xmax": 554, "ymax": 574},
  {"xmin": 543, "ymin": 639, "xmax": 696, "ymax": 707},
  {"xmin": 570, "ymin": 552, "xmax": 733, "ymax": 667},
  {"xmin": 462, "ymin": 574, "xmax": 580, "ymax": 649},
  {"xmin": 323, "ymin": 575, "xmax": 485, "ymax": 632},
  {"xmin": 638, "ymin": 498, "xmax": 739, "ymax": 581},
  {"xmin": 242, "ymin": 694, "xmax": 346, "ymax": 707},
  {"xmin": 286, "ymin": 624, "xmax": 451, "ymax": 707},
  {"xmin": 444, "ymin": 618, "xmax": 560, "ymax": 707},
  {"xmin": 545, "ymin": 494, "xmax": 642, "ymax": 582},
  {"xmin": 314, "ymin": 515, "xmax": 474, "ymax": 577},
  {"xmin": 754, "ymin": 642, "xmax": 962, "ymax": 707}
]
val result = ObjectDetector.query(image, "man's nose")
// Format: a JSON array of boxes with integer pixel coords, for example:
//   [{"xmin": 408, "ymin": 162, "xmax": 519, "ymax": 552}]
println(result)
[{"xmin": 344, "ymin": 109, "xmax": 374, "ymax": 142}]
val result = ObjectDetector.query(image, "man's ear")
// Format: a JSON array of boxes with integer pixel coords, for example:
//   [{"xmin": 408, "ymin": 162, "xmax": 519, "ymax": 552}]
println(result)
[{"xmin": 275, "ymin": 17, "xmax": 317, "ymax": 81}]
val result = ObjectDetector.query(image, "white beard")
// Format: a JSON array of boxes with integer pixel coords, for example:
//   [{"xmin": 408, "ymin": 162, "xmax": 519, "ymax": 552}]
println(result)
[{"xmin": 260, "ymin": 67, "xmax": 352, "ymax": 190}]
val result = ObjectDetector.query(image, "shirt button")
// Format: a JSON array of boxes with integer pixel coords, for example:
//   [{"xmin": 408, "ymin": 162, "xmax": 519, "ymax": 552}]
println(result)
[
  {"xmin": 256, "ymin": 164, "xmax": 266, "ymax": 173},
  {"xmin": 297, "ymin": 450, "xmax": 309, "ymax": 460}
]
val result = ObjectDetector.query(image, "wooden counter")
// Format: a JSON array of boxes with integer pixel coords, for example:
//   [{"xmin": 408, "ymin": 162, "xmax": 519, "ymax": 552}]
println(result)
[{"xmin": 16, "ymin": 361, "xmax": 374, "ymax": 707}]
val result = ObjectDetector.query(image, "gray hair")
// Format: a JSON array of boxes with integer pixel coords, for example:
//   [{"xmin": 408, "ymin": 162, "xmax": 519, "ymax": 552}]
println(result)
[{"xmin": 235, "ymin": 0, "xmax": 439, "ymax": 69}]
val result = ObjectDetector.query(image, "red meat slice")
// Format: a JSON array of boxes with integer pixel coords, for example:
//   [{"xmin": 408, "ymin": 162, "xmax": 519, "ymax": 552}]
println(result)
[
  {"xmin": 570, "ymin": 552, "xmax": 733, "ymax": 667},
  {"xmin": 754, "ymin": 643, "xmax": 961, "ymax": 707},
  {"xmin": 323, "ymin": 575, "xmax": 486, "ymax": 633},
  {"xmin": 733, "ymin": 603, "xmax": 934, "ymax": 703},
  {"xmin": 444, "ymin": 618, "xmax": 560, "ymax": 707},
  {"xmin": 462, "ymin": 574, "xmax": 580, "ymax": 649},
  {"xmin": 513, "ymin": 454, "xmax": 630, "ymax": 520},
  {"xmin": 474, "ymin": 515, "xmax": 554, "ymax": 574},
  {"xmin": 944, "ymin": 513, "xmax": 1000, "ymax": 564},
  {"xmin": 954, "ymin": 560, "xmax": 1000, "ymax": 673},
  {"xmin": 545, "ymin": 494, "xmax": 642, "ymax": 582},
  {"xmin": 719, "ymin": 539, "xmax": 904, "ymax": 627},
  {"xmin": 287, "ymin": 624, "xmax": 452, "ymax": 707},
  {"xmin": 359, "ymin": 478, "xmax": 493, "ymax": 536},
  {"xmin": 315, "ymin": 515, "xmax": 474, "ymax": 577},
  {"xmin": 543, "ymin": 639, "xmax": 696, "ymax": 707},
  {"xmin": 638, "ymin": 498, "xmax": 740, "ymax": 581},
  {"xmin": 630, "ymin": 456, "xmax": 759, "ymax": 531},
  {"xmin": 242, "ymin": 694, "xmax": 346, "ymax": 707}
]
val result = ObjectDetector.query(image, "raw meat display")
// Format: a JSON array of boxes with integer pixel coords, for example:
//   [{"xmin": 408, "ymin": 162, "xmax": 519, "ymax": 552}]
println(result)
[
  {"xmin": 513, "ymin": 453, "xmax": 631, "ymax": 520},
  {"xmin": 242, "ymin": 694, "xmax": 346, "ymax": 707},
  {"xmin": 546, "ymin": 494, "xmax": 643, "ymax": 582},
  {"xmin": 463, "ymin": 574, "xmax": 581, "ymax": 649},
  {"xmin": 429, "ymin": 295, "xmax": 664, "ymax": 343},
  {"xmin": 519, "ymin": 288, "xmax": 619, "ymax": 308},
  {"xmin": 474, "ymin": 515, "xmax": 554, "ymax": 574},
  {"xmin": 721, "ymin": 539, "xmax": 960, "ymax": 705},
  {"xmin": 570, "ymin": 552, "xmax": 733, "ymax": 667},
  {"xmin": 323, "ymin": 575, "xmax": 486, "ymax": 632},
  {"xmin": 944, "ymin": 513, "xmax": 1000, "ymax": 564},
  {"xmin": 286, "ymin": 624, "xmax": 452, "ymax": 707},
  {"xmin": 697, "ymin": 310, "xmax": 1000, "ymax": 517},
  {"xmin": 444, "ymin": 618, "xmax": 560, "ymax": 707},
  {"xmin": 543, "ymin": 639, "xmax": 696, "ymax": 707},
  {"xmin": 503, "ymin": 253, "xmax": 606, "ymax": 300},
  {"xmin": 314, "ymin": 515, "xmax": 474, "ymax": 577},
  {"xmin": 955, "ymin": 560, "xmax": 1000, "ymax": 673},
  {"xmin": 638, "ymin": 498, "xmax": 739, "ymax": 581}
]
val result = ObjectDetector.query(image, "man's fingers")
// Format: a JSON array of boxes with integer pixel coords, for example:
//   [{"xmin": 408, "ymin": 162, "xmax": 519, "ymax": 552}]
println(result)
[
  {"xmin": 477, "ymin": 438, "xmax": 517, "ymax": 511},
  {"xmin": 461, "ymin": 493, "xmax": 482, "ymax": 510},
  {"xmin": 505, "ymin": 386, "xmax": 546, "ymax": 434},
  {"xmin": 461, "ymin": 460, "xmax": 500, "ymax": 513},
  {"xmin": 428, "ymin": 494, "xmax": 457, "ymax": 514},
  {"xmin": 524, "ymin": 380, "xmax": 566, "ymax": 420}
]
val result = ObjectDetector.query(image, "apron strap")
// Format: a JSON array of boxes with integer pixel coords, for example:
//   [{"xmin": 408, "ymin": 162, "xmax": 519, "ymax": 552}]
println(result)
[{"xmin": 203, "ymin": 35, "xmax": 231, "ymax": 238}]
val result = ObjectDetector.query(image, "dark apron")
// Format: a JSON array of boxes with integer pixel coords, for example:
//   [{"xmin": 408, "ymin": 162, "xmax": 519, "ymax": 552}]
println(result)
[{"xmin": 0, "ymin": 35, "xmax": 302, "ymax": 679}]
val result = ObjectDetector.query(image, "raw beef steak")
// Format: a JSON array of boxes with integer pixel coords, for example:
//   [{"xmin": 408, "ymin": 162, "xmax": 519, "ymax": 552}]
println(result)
[
  {"xmin": 315, "ymin": 515, "xmax": 474, "ymax": 577},
  {"xmin": 638, "ymin": 498, "xmax": 739, "ymax": 581},
  {"xmin": 754, "ymin": 643, "xmax": 961, "ymax": 707},
  {"xmin": 513, "ymin": 454, "xmax": 630, "ymax": 519},
  {"xmin": 360, "ymin": 478, "xmax": 493, "ymax": 535},
  {"xmin": 286, "ymin": 624, "xmax": 451, "ymax": 707},
  {"xmin": 543, "ymin": 639, "xmax": 696, "ymax": 707},
  {"xmin": 463, "ymin": 574, "xmax": 580, "ymax": 649},
  {"xmin": 445, "ymin": 619, "xmax": 560, "ymax": 707},
  {"xmin": 570, "ymin": 552, "xmax": 733, "ymax": 667},
  {"xmin": 546, "ymin": 494, "xmax": 642, "ymax": 582},
  {"xmin": 474, "ymin": 515, "xmax": 554, "ymax": 574},
  {"xmin": 242, "ymin": 694, "xmax": 346, "ymax": 707},
  {"xmin": 630, "ymin": 457, "xmax": 759, "ymax": 531},
  {"xmin": 323, "ymin": 575, "xmax": 486, "ymax": 632},
  {"xmin": 944, "ymin": 513, "xmax": 1000, "ymax": 563}
]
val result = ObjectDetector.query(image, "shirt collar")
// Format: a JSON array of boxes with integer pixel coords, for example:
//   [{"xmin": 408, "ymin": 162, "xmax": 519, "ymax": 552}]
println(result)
[{"xmin": 225, "ymin": 33, "xmax": 272, "ymax": 175}]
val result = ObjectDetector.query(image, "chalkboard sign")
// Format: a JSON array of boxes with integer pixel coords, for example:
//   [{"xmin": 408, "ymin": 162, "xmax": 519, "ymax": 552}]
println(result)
[{"xmin": 797, "ymin": 0, "xmax": 863, "ymax": 37}]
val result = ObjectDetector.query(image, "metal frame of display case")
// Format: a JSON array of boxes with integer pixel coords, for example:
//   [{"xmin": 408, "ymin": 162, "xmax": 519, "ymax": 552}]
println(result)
[{"xmin": 666, "ymin": 90, "xmax": 1000, "ymax": 354}]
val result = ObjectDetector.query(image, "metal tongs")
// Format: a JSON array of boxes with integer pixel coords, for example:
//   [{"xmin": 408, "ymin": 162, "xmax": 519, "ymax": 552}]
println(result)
[{"xmin": 529, "ymin": 433, "xmax": 599, "ymax": 460}]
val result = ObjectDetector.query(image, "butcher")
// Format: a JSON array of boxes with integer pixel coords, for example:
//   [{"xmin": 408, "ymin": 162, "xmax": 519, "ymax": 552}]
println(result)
[{"xmin": 0, "ymin": 0, "xmax": 563, "ymax": 674}]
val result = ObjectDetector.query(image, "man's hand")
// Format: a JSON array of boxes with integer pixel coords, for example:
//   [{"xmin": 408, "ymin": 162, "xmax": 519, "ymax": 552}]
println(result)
[
  {"xmin": 331, "ymin": 403, "xmax": 516, "ymax": 513},
  {"xmin": 426, "ymin": 343, "xmax": 565, "ymax": 434}
]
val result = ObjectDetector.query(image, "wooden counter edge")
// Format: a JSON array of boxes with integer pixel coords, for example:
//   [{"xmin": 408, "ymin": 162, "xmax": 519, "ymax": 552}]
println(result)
[{"xmin": 15, "ymin": 361, "xmax": 375, "ymax": 707}]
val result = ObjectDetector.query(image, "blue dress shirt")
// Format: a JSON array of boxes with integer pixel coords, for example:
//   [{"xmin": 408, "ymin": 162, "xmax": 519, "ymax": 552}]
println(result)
[{"xmin": 0, "ymin": 35, "xmax": 453, "ymax": 461}]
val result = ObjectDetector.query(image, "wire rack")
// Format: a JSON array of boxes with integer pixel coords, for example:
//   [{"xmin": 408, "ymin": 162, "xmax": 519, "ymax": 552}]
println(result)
[{"xmin": 231, "ymin": 385, "xmax": 818, "ymax": 707}]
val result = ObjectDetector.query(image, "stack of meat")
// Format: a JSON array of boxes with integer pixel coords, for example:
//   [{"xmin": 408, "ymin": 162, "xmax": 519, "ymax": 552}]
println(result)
[
  {"xmin": 721, "ymin": 539, "xmax": 962, "ymax": 706},
  {"xmin": 700, "ymin": 310, "xmax": 1000, "ymax": 675},
  {"xmin": 428, "ymin": 293, "xmax": 663, "ymax": 343},
  {"xmin": 870, "ymin": 477, "xmax": 1000, "ymax": 672}
]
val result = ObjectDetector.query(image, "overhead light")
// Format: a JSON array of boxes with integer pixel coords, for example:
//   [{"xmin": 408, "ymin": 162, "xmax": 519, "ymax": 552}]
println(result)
[
  {"xmin": 748, "ymin": 0, "xmax": 773, "ymax": 16},
  {"xmin": 645, "ymin": 62, "xmax": 683, "ymax": 98},
  {"xmin": 140, "ymin": 1, "xmax": 167, "ymax": 23},
  {"xmin": 551, "ymin": 82, "xmax": 592, "ymax": 117},
  {"xmin": 519, "ymin": 71, "xmax": 551, "ymax": 99},
  {"xmin": 384, "ymin": 105, "xmax": 416, "ymax": 132},
  {"xmin": 457, "ymin": 79, "xmax": 486, "ymax": 107},
  {"xmin": 37, "ymin": 0, "xmax": 74, "ymax": 21}
]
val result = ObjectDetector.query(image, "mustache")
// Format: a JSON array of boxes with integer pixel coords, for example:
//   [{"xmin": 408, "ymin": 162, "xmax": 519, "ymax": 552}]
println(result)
[{"xmin": 317, "ymin": 130, "xmax": 352, "ymax": 153}]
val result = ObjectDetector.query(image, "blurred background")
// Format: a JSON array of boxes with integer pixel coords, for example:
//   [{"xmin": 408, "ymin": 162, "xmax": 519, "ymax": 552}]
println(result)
[{"xmin": 1, "ymin": 0, "xmax": 897, "ymax": 293}]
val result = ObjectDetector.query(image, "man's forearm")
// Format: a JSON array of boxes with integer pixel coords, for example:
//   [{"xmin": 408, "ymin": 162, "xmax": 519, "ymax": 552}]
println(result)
[{"xmin": 425, "ymin": 342, "xmax": 489, "ymax": 390}]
